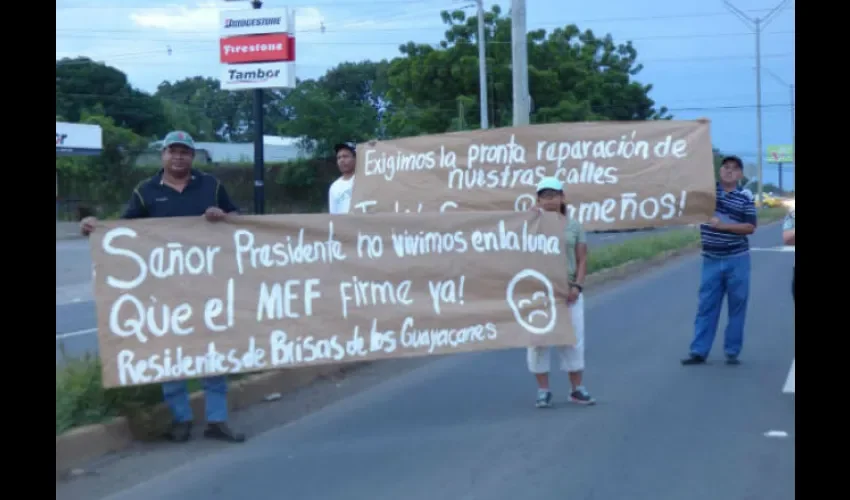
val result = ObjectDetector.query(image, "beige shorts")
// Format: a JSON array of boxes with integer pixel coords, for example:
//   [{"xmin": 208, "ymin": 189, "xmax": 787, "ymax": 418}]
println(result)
[{"xmin": 526, "ymin": 293, "xmax": 585, "ymax": 373}]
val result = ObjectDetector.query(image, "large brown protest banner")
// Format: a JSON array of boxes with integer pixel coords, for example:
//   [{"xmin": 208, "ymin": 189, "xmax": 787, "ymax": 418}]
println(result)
[
  {"xmin": 349, "ymin": 120, "xmax": 717, "ymax": 231},
  {"xmin": 89, "ymin": 211, "xmax": 575, "ymax": 388}
]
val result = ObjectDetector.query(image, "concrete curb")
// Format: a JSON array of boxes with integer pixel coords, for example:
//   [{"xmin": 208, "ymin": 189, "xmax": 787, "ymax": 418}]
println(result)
[
  {"xmin": 57, "ymin": 222, "xmax": 84, "ymax": 241},
  {"xmin": 56, "ymin": 362, "xmax": 368, "ymax": 476},
  {"xmin": 57, "ymin": 233, "xmax": 85, "ymax": 241},
  {"xmin": 56, "ymin": 417, "xmax": 133, "ymax": 478}
]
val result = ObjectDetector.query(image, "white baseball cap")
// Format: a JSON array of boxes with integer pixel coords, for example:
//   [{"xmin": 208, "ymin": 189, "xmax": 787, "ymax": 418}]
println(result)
[{"xmin": 536, "ymin": 176, "xmax": 563, "ymax": 193}]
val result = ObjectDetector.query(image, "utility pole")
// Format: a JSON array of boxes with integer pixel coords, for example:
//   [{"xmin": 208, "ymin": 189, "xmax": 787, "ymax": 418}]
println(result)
[
  {"xmin": 251, "ymin": 0, "xmax": 265, "ymax": 215},
  {"xmin": 789, "ymin": 83, "xmax": 795, "ymax": 167},
  {"xmin": 723, "ymin": 0, "xmax": 788, "ymax": 205},
  {"xmin": 475, "ymin": 0, "xmax": 489, "ymax": 129},
  {"xmin": 510, "ymin": 0, "xmax": 530, "ymax": 127}
]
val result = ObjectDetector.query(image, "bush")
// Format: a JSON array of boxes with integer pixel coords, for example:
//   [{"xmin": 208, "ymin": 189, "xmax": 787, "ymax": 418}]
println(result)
[{"xmin": 56, "ymin": 158, "xmax": 341, "ymax": 219}]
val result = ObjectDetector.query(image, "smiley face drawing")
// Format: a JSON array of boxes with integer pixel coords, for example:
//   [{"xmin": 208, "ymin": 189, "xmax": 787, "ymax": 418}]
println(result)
[
  {"xmin": 506, "ymin": 269, "xmax": 557, "ymax": 335},
  {"xmin": 514, "ymin": 193, "xmax": 536, "ymax": 212}
]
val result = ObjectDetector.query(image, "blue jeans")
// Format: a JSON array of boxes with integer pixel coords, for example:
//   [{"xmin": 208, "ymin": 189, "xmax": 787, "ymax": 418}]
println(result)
[
  {"xmin": 690, "ymin": 253, "xmax": 751, "ymax": 358},
  {"xmin": 162, "ymin": 376, "xmax": 229, "ymax": 423}
]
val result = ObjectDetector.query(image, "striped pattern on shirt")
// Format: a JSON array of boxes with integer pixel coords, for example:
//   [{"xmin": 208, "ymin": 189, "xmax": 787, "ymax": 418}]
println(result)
[{"xmin": 700, "ymin": 183, "xmax": 758, "ymax": 257}]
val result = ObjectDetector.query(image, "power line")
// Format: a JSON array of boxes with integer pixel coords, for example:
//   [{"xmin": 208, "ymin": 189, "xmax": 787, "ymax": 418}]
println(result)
[
  {"xmin": 54, "ymin": 29, "xmax": 795, "ymax": 68},
  {"xmin": 56, "ymin": 90, "xmax": 796, "ymax": 114},
  {"xmin": 54, "ymin": 26, "xmax": 795, "ymax": 65},
  {"xmin": 56, "ymin": 29, "xmax": 795, "ymax": 44},
  {"xmin": 55, "ymin": 2, "xmax": 794, "ymax": 23},
  {"xmin": 57, "ymin": 84, "xmax": 796, "ymax": 106},
  {"xmin": 56, "ymin": 4, "xmax": 452, "ymax": 36},
  {"xmin": 55, "ymin": 5, "xmax": 794, "ymax": 68},
  {"xmin": 54, "ymin": 7, "xmax": 797, "ymax": 36},
  {"xmin": 56, "ymin": 0, "xmax": 435, "ymax": 8},
  {"xmin": 55, "ymin": 50, "xmax": 794, "ymax": 68}
]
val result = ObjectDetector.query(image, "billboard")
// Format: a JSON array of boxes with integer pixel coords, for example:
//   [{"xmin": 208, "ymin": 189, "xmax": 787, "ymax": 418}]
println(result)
[
  {"xmin": 56, "ymin": 122, "xmax": 103, "ymax": 156},
  {"xmin": 766, "ymin": 145, "xmax": 794, "ymax": 163}
]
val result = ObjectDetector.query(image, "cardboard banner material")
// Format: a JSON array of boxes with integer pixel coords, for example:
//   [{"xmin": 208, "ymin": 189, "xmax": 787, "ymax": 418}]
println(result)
[
  {"xmin": 350, "ymin": 120, "xmax": 717, "ymax": 231},
  {"xmin": 90, "ymin": 211, "xmax": 575, "ymax": 388}
]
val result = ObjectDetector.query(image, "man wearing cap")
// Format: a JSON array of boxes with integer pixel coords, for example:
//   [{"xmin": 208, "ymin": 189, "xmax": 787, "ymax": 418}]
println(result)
[
  {"xmin": 80, "ymin": 130, "xmax": 246, "ymax": 443},
  {"xmin": 681, "ymin": 155, "xmax": 757, "ymax": 366},
  {"xmin": 329, "ymin": 142, "xmax": 356, "ymax": 214}
]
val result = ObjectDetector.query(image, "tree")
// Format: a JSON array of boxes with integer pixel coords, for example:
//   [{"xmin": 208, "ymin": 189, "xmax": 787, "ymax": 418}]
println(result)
[
  {"xmin": 155, "ymin": 77, "xmax": 243, "ymax": 141},
  {"xmin": 383, "ymin": 6, "xmax": 670, "ymax": 136},
  {"xmin": 56, "ymin": 111, "xmax": 148, "ymax": 207},
  {"xmin": 56, "ymin": 8, "xmax": 675, "ymax": 151},
  {"xmin": 277, "ymin": 61, "xmax": 390, "ymax": 157},
  {"xmin": 56, "ymin": 57, "xmax": 169, "ymax": 138}
]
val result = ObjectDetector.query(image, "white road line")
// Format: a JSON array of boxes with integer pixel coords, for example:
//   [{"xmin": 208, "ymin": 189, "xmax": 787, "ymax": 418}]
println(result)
[
  {"xmin": 783, "ymin": 360, "xmax": 795, "ymax": 393},
  {"xmin": 751, "ymin": 246, "xmax": 795, "ymax": 252},
  {"xmin": 56, "ymin": 328, "xmax": 97, "ymax": 340}
]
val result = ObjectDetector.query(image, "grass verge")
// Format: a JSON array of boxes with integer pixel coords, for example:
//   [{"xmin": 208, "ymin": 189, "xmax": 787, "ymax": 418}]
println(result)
[
  {"xmin": 55, "ymin": 352, "xmax": 248, "ymax": 436},
  {"xmin": 588, "ymin": 206, "xmax": 788, "ymax": 273},
  {"xmin": 56, "ymin": 206, "xmax": 790, "ymax": 436},
  {"xmin": 588, "ymin": 228, "xmax": 701, "ymax": 274}
]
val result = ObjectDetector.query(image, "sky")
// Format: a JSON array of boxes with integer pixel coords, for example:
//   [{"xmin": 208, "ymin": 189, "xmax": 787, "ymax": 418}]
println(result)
[{"xmin": 56, "ymin": 0, "xmax": 796, "ymax": 189}]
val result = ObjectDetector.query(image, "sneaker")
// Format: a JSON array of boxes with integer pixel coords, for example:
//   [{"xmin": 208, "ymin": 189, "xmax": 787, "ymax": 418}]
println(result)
[
  {"xmin": 725, "ymin": 356, "xmax": 740, "ymax": 365},
  {"xmin": 569, "ymin": 386, "xmax": 596, "ymax": 405},
  {"xmin": 535, "ymin": 390, "xmax": 553, "ymax": 408},
  {"xmin": 164, "ymin": 421, "xmax": 192, "ymax": 442},
  {"xmin": 681, "ymin": 354, "xmax": 706, "ymax": 365},
  {"xmin": 203, "ymin": 422, "xmax": 246, "ymax": 443}
]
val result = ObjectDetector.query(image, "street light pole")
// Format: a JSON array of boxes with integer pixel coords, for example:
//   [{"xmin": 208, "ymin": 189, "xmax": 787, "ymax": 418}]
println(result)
[
  {"xmin": 510, "ymin": 0, "xmax": 529, "ymax": 126},
  {"xmin": 788, "ymin": 84, "xmax": 797, "ymax": 163},
  {"xmin": 764, "ymin": 68, "xmax": 797, "ymax": 160},
  {"xmin": 723, "ymin": 0, "xmax": 789, "ymax": 205},
  {"xmin": 476, "ymin": 0, "xmax": 489, "ymax": 129},
  {"xmin": 762, "ymin": 67, "xmax": 795, "ymax": 192}
]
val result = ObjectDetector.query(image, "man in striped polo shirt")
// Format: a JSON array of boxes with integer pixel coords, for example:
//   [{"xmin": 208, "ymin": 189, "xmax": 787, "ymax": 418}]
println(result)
[{"xmin": 682, "ymin": 155, "xmax": 757, "ymax": 366}]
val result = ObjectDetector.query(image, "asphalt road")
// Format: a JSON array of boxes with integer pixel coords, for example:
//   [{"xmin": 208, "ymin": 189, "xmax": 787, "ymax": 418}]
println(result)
[
  {"xmin": 55, "ymin": 227, "xmax": 672, "ymax": 363},
  {"xmin": 64, "ymin": 223, "xmax": 794, "ymax": 500}
]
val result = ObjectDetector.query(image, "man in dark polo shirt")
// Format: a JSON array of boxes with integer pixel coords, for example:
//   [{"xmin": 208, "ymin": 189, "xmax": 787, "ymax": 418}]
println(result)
[
  {"xmin": 682, "ymin": 155, "xmax": 757, "ymax": 366},
  {"xmin": 80, "ymin": 131, "xmax": 245, "ymax": 443}
]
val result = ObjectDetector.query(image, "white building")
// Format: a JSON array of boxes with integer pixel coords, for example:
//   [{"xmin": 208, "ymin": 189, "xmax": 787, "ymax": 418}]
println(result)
[{"xmin": 137, "ymin": 135, "xmax": 309, "ymax": 166}]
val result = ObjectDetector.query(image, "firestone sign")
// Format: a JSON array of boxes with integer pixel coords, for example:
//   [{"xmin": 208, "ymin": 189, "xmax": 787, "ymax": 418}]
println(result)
[
  {"xmin": 218, "ymin": 7, "xmax": 296, "ymax": 90},
  {"xmin": 219, "ymin": 32, "xmax": 294, "ymax": 64}
]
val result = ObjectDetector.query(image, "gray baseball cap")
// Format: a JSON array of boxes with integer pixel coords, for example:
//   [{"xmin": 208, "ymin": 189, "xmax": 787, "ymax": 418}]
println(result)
[{"xmin": 162, "ymin": 130, "xmax": 195, "ymax": 150}]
